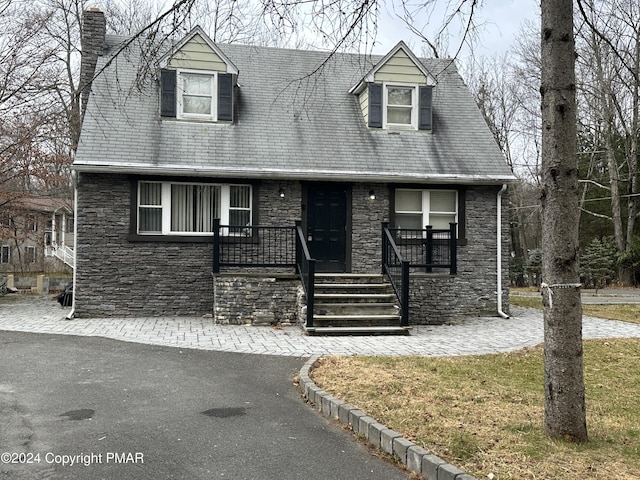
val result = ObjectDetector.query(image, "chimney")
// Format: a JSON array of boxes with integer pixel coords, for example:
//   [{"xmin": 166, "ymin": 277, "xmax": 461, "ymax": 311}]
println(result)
[{"xmin": 80, "ymin": 8, "xmax": 106, "ymax": 121}]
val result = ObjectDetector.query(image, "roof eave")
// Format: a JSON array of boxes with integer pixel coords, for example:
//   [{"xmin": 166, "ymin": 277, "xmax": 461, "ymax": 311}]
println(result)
[{"xmin": 72, "ymin": 163, "xmax": 517, "ymax": 185}]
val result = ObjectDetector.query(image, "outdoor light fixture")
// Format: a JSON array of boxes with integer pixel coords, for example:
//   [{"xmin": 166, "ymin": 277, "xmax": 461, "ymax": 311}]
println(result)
[
  {"xmin": 369, "ymin": 189, "xmax": 376, "ymax": 200},
  {"xmin": 279, "ymin": 188, "xmax": 285, "ymax": 198}
]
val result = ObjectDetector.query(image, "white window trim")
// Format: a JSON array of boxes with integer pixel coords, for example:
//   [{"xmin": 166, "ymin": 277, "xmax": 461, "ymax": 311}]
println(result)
[
  {"xmin": 176, "ymin": 68, "xmax": 217, "ymax": 121},
  {"xmin": 26, "ymin": 246, "xmax": 37, "ymax": 263},
  {"xmin": 396, "ymin": 189, "xmax": 458, "ymax": 230},
  {"xmin": 137, "ymin": 181, "xmax": 252, "ymax": 236},
  {"xmin": 383, "ymin": 82, "xmax": 418, "ymax": 130}
]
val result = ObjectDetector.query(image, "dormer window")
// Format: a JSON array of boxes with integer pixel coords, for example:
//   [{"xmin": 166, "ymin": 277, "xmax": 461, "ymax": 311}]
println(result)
[
  {"xmin": 160, "ymin": 69, "xmax": 234, "ymax": 122},
  {"xmin": 385, "ymin": 84, "xmax": 417, "ymax": 129},
  {"xmin": 366, "ymin": 82, "xmax": 432, "ymax": 131},
  {"xmin": 350, "ymin": 41, "xmax": 435, "ymax": 132},
  {"xmin": 178, "ymin": 69, "xmax": 216, "ymax": 120}
]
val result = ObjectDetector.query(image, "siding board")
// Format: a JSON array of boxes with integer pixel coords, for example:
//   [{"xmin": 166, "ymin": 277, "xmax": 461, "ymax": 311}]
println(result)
[
  {"xmin": 374, "ymin": 50, "xmax": 426, "ymax": 84},
  {"xmin": 167, "ymin": 34, "xmax": 227, "ymax": 71},
  {"xmin": 359, "ymin": 88, "xmax": 369, "ymax": 124}
]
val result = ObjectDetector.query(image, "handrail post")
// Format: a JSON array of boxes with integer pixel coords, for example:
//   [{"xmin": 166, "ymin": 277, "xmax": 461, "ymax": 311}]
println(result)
[
  {"xmin": 307, "ymin": 259, "xmax": 315, "ymax": 328},
  {"xmin": 401, "ymin": 259, "xmax": 410, "ymax": 327},
  {"xmin": 213, "ymin": 218, "xmax": 220, "ymax": 274},
  {"xmin": 381, "ymin": 222, "xmax": 389, "ymax": 275},
  {"xmin": 450, "ymin": 222, "xmax": 458, "ymax": 275},
  {"xmin": 295, "ymin": 220, "xmax": 302, "ymax": 267},
  {"xmin": 425, "ymin": 225, "xmax": 433, "ymax": 273}
]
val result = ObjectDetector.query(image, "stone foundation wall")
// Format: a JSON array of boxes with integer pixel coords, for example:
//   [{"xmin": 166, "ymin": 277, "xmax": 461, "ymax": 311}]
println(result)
[{"xmin": 212, "ymin": 274, "xmax": 299, "ymax": 325}]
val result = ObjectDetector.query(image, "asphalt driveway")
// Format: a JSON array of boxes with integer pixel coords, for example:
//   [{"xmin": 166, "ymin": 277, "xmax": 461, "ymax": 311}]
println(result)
[{"xmin": 0, "ymin": 331, "xmax": 409, "ymax": 480}]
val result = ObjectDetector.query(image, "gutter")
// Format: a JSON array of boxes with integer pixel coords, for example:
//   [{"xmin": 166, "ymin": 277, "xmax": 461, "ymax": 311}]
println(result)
[
  {"xmin": 66, "ymin": 172, "xmax": 78, "ymax": 320},
  {"xmin": 497, "ymin": 184, "xmax": 509, "ymax": 319},
  {"xmin": 72, "ymin": 163, "xmax": 517, "ymax": 185}
]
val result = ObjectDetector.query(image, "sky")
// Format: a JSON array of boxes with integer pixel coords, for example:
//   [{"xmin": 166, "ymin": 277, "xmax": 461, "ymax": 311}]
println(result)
[
  {"xmin": 146, "ymin": 0, "xmax": 540, "ymax": 57},
  {"xmin": 372, "ymin": 0, "xmax": 540, "ymax": 57}
]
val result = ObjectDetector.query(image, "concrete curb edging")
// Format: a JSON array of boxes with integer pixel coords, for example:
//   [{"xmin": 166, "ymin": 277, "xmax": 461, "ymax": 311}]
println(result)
[{"xmin": 298, "ymin": 355, "xmax": 478, "ymax": 480}]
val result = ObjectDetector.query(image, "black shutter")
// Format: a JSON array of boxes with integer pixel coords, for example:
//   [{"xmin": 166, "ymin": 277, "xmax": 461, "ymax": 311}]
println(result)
[
  {"xmin": 418, "ymin": 85, "xmax": 433, "ymax": 130},
  {"xmin": 218, "ymin": 73, "xmax": 234, "ymax": 122},
  {"xmin": 160, "ymin": 69, "xmax": 176, "ymax": 118},
  {"xmin": 368, "ymin": 83, "xmax": 383, "ymax": 128}
]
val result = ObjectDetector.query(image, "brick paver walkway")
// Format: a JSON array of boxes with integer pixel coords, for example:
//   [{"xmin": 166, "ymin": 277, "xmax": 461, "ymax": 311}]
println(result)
[{"xmin": 2, "ymin": 295, "xmax": 640, "ymax": 357}]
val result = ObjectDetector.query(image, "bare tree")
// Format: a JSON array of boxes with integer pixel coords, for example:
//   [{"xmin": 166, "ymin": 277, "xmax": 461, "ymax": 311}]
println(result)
[
  {"xmin": 540, "ymin": 0, "xmax": 587, "ymax": 442},
  {"xmin": 576, "ymin": 0, "xmax": 640, "ymax": 286}
]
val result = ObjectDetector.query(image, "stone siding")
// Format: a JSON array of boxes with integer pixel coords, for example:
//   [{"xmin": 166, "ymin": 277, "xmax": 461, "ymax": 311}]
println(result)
[
  {"xmin": 75, "ymin": 174, "xmax": 509, "ymax": 323},
  {"xmin": 351, "ymin": 183, "xmax": 389, "ymax": 273},
  {"xmin": 407, "ymin": 186, "xmax": 510, "ymax": 324},
  {"xmin": 75, "ymin": 173, "xmax": 213, "ymax": 317}
]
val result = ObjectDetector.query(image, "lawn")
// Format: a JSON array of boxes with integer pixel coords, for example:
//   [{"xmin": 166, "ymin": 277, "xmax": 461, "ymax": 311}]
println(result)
[
  {"xmin": 311, "ymin": 339, "xmax": 640, "ymax": 480},
  {"xmin": 510, "ymin": 291, "xmax": 640, "ymax": 324}
]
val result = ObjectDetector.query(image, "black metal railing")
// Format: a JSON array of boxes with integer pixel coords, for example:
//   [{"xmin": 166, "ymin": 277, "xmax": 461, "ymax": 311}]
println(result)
[
  {"xmin": 382, "ymin": 223, "xmax": 409, "ymax": 327},
  {"xmin": 212, "ymin": 219, "xmax": 297, "ymax": 273},
  {"xmin": 295, "ymin": 220, "xmax": 315, "ymax": 328},
  {"xmin": 386, "ymin": 223, "xmax": 457, "ymax": 275}
]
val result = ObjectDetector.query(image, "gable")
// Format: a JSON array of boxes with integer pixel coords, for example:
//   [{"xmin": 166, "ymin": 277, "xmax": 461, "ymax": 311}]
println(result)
[
  {"xmin": 374, "ymin": 49, "xmax": 428, "ymax": 84},
  {"xmin": 166, "ymin": 33, "xmax": 228, "ymax": 71}
]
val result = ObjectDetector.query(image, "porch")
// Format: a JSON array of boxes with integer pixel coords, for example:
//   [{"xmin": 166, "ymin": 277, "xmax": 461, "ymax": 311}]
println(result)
[{"xmin": 212, "ymin": 219, "xmax": 457, "ymax": 334}]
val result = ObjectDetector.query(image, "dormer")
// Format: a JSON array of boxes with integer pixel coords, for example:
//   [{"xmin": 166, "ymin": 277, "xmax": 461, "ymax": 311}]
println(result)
[
  {"xmin": 158, "ymin": 27, "xmax": 239, "ymax": 123},
  {"xmin": 350, "ymin": 42, "xmax": 435, "ymax": 131}
]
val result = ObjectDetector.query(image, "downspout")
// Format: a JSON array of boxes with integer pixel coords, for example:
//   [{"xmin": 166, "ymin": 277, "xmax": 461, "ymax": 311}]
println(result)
[
  {"xmin": 66, "ymin": 172, "xmax": 78, "ymax": 320},
  {"xmin": 497, "ymin": 184, "xmax": 509, "ymax": 318}
]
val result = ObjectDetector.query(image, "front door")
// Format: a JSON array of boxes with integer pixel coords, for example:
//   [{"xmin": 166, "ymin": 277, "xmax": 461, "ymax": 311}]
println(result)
[{"xmin": 306, "ymin": 183, "xmax": 349, "ymax": 272}]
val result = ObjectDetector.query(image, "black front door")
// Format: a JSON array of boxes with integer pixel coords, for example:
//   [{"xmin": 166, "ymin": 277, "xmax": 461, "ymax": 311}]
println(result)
[{"xmin": 306, "ymin": 184, "xmax": 349, "ymax": 272}]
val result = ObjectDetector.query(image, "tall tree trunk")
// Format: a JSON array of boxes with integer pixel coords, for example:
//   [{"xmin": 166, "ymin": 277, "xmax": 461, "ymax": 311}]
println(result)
[
  {"xmin": 540, "ymin": 0, "xmax": 588, "ymax": 442},
  {"xmin": 624, "ymin": 34, "xmax": 640, "ymax": 286}
]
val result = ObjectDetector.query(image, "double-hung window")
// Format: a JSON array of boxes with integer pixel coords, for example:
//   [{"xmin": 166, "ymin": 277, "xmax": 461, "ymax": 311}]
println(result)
[
  {"xmin": 26, "ymin": 246, "xmax": 37, "ymax": 263},
  {"xmin": 137, "ymin": 181, "xmax": 252, "ymax": 236},
  {"xmin": 177, "ymin": 69, "xmax": 217, "ymax": 121},
  {"xmin": 395, "ymin": 189, "xmax": 458, "ymax": 232},
  {"xmin": 384, "ymin": 84, "xmax": 417, "ymax": 129},
  {"xmin": 0, "ymin": 245, "xmax": 10, "ymax": 264}
]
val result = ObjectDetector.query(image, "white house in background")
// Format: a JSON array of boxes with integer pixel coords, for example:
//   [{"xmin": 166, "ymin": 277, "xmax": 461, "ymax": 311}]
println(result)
[{"xmin": 0, "ymin": 196, "xmax": 74, "ymax": 274}]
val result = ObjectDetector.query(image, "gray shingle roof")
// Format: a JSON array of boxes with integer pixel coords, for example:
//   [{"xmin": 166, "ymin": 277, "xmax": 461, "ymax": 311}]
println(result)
[{"xmin": 74, "ymin": 35, "xmax": 515, "ymax": 184}]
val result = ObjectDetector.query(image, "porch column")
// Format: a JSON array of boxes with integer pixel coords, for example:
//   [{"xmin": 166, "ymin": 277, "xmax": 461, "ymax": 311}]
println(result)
[
  {"xmin": 61, "ymin": 213, "xmax": 66, "ymax": 246},
  {"xmin": 51, "ymin": 213, "xmax": 57, "ymax": 246}
]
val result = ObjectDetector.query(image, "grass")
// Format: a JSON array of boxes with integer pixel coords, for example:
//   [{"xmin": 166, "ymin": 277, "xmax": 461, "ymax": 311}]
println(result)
[
  {"xmin": 311, "ymin": 339, "xmax": 640, "ymax": 480},
  {"xmin": 510, "ymin": 290, "xmax": 640, "ymax": 324}
]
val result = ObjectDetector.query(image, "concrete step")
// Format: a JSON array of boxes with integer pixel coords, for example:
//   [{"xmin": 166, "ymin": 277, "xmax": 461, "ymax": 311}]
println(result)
[
  {"xmin": 312, "ymin": 313, "xmax": 402, "ymax": 328},
  {"xmin": 314, "ymin": 303, "xmax": 399, "ymax": 316},
  {"xmin": 305, "ymin": 325, "xmax": 411, "ymax": 336},
  {"xmin": 315, "ymin": 273, "xmax": 388, "ymax": 284},
  {"xmin": 314, "ymin": 292, "xmax": 396, "ymax": 298}
]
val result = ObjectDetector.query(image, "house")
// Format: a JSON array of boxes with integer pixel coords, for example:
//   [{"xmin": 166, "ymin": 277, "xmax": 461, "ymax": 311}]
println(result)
[
  {"xmin": 0, "ymin": 196, "xmax": 74, "ymax": 274},
  {"xmin": 72, "ymin": 9, "xmax": 516, "ymax": 331}
]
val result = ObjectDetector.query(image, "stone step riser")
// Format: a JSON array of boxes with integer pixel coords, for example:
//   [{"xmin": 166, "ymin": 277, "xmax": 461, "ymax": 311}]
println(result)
[
  {"xmin": 313, "ymin": 318, "xmax": 402, "ymax": 328},
  {"xmin": 315, "ymin": 304, "xmax": 399, "ymax": 316}
]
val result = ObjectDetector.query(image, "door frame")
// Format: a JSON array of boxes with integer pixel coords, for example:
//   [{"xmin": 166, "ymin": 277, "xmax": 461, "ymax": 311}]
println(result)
[{"xmin": 301, "ymin": 182, "xmax": 352, "ymax": 273}]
